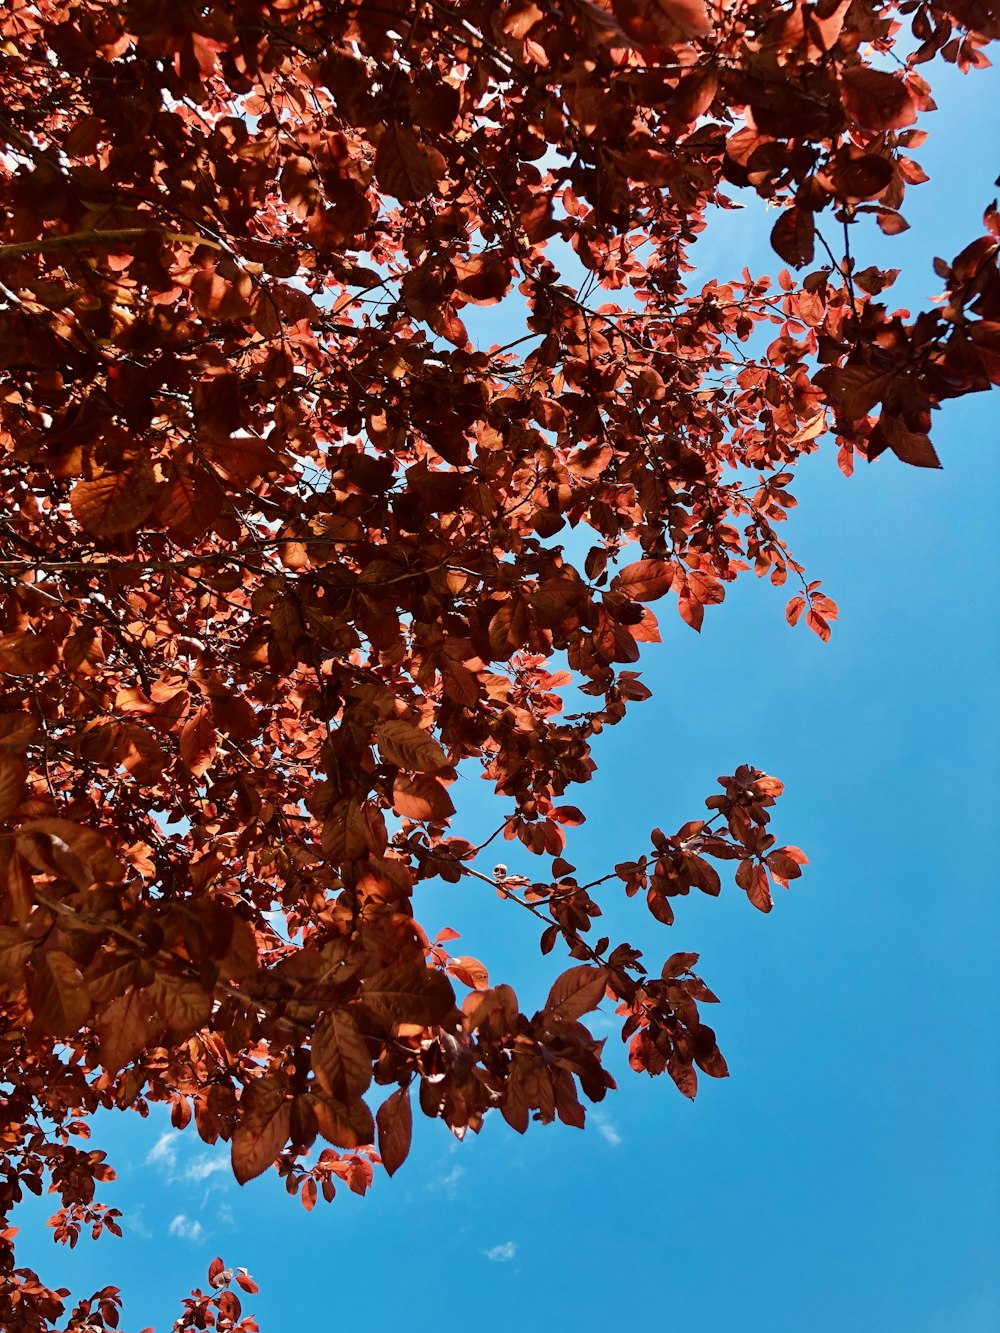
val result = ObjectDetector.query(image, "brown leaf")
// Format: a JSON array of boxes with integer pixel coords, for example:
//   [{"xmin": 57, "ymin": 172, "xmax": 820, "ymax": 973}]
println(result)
[
  {"xmin": 16, "ymin": 818, "xmax": 124, "ymax": 889},
  {"xmin": 0, "ymin": 712, "xmax": 38, "ymax": 748},
  {"xmin": 360, "ymin": 962, "xmax": 455, "ymax": 1028},
  {"xmin": 771, "ymin": 205, "xmax": 815, "ymax": 268},
  {"xmin": 0, "ymin": 631, "xmax": 58, "ymax": 676},
  {"xmin": 825, "ymin": 154, "xmax": 894, "ymax": 202},
  {"xmin": 613, "ymin": 0, "xmax": 711, "ymax": 43},
  {"xmin": 70, "ymin": 456, "xmax": 157, "ymax": 536},
  {"xmin": 452, "ymin": 250, "xmax": 512, "ymax": 305},
  {"xmin": 0, "ymin": 751, "xmax": 26, "ymax": 819},
  {"xmin": 146, "ymin": 972, "xmax": 212, "ymax": 1036},
  {"xmin": 376, "ymin": 1085, "xmax": 412, "ymax": 1176},
  {"xmin": 375, "ymin": 124, "xmax": 443, "ymax": 202},
  {"xmin": 27, "ymin": 950, "xmax": 91, "ymax": 1035},
  {"xmin": 841, "ymin": 69, "xmax": 917, "ymax": 131},
  {"xmin": 96, "ymin": 988, "xmax": 149, "ymax": 1073},
  {"xmin": 180, "ymin": 705, "xmax": 216, "ymax": 777},
  {"xmin": 322, "ymin": 798, "xmax": 370, "ymax": 863},
  {"xmin": 0, "ymin": 925, "xmax": 35, "ymax": 983},
  {"xmin": 375, "ymin": 718, "xmax": 448, "ymax": 772},
  {"xmin": 544, "ymin": 965, "xmax": 608, "ymax": 1021},
  {"xmin": 312, "ymin": 1009, "xmax": 372, "ymax": 1103},
  {"xmin": 612, "ymin": 559, "xmax": 675, "ymax": 602},
  {"xmin": 447, "ymin": 955, "xmax": 490, "ymax": 990},
  {"xmin": 646, "ymin": 888, "xmax": 676, "ymax": 926},
  {"xmin": 745, "ymin": 864, "xmax": 773, "ymax": 913},
  {"xmin": 391, "ymin": 773, "xmax": 455, "ymax": 822},
  {"xmin": 232, "ymin": 1077, "xmax": 291, "ymax": 1185},
  {"xmin": 662, "ymin": 952, "xmax": 700, "ymax": 978},
  {"xmin": 312, "ymin": 1095, "xmax": 375, "ymax": 1149}
]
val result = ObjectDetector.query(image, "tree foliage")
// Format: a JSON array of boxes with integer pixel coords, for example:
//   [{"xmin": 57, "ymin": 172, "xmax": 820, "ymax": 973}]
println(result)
[{"xmin": 0, "ymin": 0, "xmax": 997, "ymax": 1325}]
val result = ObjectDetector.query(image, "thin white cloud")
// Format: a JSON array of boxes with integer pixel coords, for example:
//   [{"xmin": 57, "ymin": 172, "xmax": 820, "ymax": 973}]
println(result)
[
  {"xmin": 484, "ymin": 1241, "xmax": 517, "ymax": 1263},
  {"xmin": 216, "ymin": 1202, "xmax": 236, "ymax": 1229},
  {"xmin": 146, "ymin": 1130, "xmax": 178, "ymax": 1174},
  {"xmin": 184, "ymin": 1154, "xmax": 228, "ymax": 1183},
  {"xmin": 168, "ymin": 1214, "xmax": 205, "ymax": 1243},
  {"xmin": 593, "ymin": 1111, "xmax": 623, "ymax": 1148},
  {"xmin": 431, "ymin": 1164, "xmax": 464, "ymax": 1199},
  {"xmin": 128, "ymin": 1206, "xmax": 153, "ymax": 1240}
]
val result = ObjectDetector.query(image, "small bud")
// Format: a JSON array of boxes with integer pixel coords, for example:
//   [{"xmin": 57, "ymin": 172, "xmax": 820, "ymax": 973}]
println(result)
[{"xmin": 493, "ymin": 864, "xmax": 507, "ymax": 879}]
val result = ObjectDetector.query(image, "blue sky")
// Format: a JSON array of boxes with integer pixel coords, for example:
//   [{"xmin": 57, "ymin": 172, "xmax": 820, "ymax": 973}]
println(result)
[{"xmin": 14, "ymin": 59, "xmax": 999, "ymax": 1333}]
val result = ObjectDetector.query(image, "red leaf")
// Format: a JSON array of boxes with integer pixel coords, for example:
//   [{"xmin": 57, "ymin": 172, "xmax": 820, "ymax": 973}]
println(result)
[
  {"xmin": 805, "ymin": 608, "xmax": 832, "ymax": 642},
  {"xmin": 96, "ymin": 989, "xmax": 149, "ymax": 1073},
  {"xmin": 16, "ymin": 819, "xmax": 124, "ymax": 890},
  {"xmin": 662, "ymin": 952, "xmax": 700, "ymax": 978},
  {"xmin": 746, "ymin": 864, "xmax": 773, "ymax": 913},
  {"xmin": 678, "ymin": 594, "xmax": 704, "ymax": 632},
  {"xmin": 646, "ymin": 888, "xmax": 676, "ymax": 926}
]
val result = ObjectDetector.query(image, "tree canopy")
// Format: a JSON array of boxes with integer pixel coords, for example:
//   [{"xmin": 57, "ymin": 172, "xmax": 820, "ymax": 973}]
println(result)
[{"xmin": 0, "ymin": 0, "xmax": 997, "ymax": 1326}]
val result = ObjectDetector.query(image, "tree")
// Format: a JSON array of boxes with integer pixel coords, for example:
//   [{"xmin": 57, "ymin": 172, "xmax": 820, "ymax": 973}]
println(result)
[{"xmin": 0, "ymin": 0, "xmax": 997, "ymax": 1325}]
